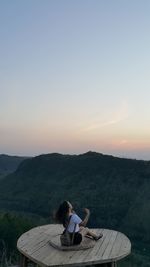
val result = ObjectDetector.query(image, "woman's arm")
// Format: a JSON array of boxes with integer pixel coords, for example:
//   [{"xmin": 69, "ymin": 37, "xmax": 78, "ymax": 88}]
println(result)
[{"xmin": 79, "ymin": 208, "xmax": 90, "ymax": 227}]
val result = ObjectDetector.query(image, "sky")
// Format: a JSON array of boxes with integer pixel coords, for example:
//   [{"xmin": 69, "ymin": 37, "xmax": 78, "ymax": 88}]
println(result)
[{"xmin": 0, "ymin": 0, "xmax": 150, "ymax": 160}]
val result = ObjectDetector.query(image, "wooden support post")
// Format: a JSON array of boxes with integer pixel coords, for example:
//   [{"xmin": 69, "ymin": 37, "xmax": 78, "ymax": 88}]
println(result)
[
  {"xmin": 20, "ymin": 254, "xmax": 28, "ymax": 267},
  {"xmin": 94, "ymin": 262, "xmax": 117, "ymax": 267}
]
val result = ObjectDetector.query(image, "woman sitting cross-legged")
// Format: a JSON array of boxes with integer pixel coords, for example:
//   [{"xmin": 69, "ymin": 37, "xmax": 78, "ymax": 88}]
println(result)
[{"xmin": 55, "ymin": 200, "xmax": 103, "ymax": 246}]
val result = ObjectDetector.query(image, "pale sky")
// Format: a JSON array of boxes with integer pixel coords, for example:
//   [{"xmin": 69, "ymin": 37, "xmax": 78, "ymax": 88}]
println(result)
[{"xmin": 1, "ymin": 0, "xmax": 150, "ymax": 159}]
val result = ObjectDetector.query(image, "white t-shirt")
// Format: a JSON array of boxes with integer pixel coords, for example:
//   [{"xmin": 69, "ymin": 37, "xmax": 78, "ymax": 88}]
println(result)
[{"xmin": 67, "ymin": 213, "xmax": 82, "ymax": 233}]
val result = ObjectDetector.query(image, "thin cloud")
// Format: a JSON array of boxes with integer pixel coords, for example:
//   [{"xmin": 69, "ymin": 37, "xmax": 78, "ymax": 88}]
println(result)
[{"xmin": 81, "ymin": 100, "xmax": 129, "ymax": 132}]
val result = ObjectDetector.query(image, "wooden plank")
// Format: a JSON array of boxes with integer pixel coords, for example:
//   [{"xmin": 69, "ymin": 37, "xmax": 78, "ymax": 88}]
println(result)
[
  {"xmin": 43, "ymin": 249, "xmax": 73, "ymax": 266},
  {"xmin": 117, "ymin": 235, "xmax": 131, "ymax": 259},
  {"xmin": 17, "ymin": 226, "xmax": 48, "ymax": 248},
  {"xmin": 45, "ymin": 224, "xmax": 63, "ymax": 234},
  {"xmin": 24, "ymin": 234, "xmax": 50, "ymax": 255},
  {"xmin": 18, "ymin": 224, "xmax": 62, "ymax": 248},
  {"xmin": 18, "ymin": 234, "xmax": 59, "ymax": 265},
  {"xmin": 46, "ymin": 231, "xmax": 95, "ymax": 267},
  {"xmin": 43, "ymin": 228, "xmax": 95, "ymax": 265},
  {"xmin": 102, "ymin": 231, "xmax": 118, "ymax": 260},
  {"xmin": 17, "ymin": 231, "xmax": 40, "ymax": 248},
  {"xmin": 61, "ymin": 229, "xmax": 106, "ymax": 266},
  {"xmin": 61, "ymin": 242, "xmax": 94, "ymax": 265},
  {"xmin": 32, "ymin": 243, "xmax": 57, "ymax": 262},
  {"xmin": 19, "ymin": 232, "xmax": 47, "ymax": 250},
  {"xmin": 19, "ymin": 243, "xmax": 53, "ymax": 267},
  {"xmin": 43, "ymin": 229, "xmax": 100, "ymax": 267},
  {"xmin": 18, "ymin": 225, "xmax": 59, "ymax": 251},
  {"xmin": 42, "ymin": 229, "xmax": 110, "ymax": 267},
  {"xmin": 81, "ymin": 230, "xmax": 113, "ymax": 266},
  {"xmin": 43, "ymin": 231, "xmax": 96, "ymax": 266},
  {"xmin": 109, "ymin": 232, "xmax": 123, "ymax": 260},
  {"xmin": 83, "ymin": 229, "xmax": 108, "ymax": 262},
  {"xmin": 95, "ymin": 230, "xmax": 113, "ymax": 256}
]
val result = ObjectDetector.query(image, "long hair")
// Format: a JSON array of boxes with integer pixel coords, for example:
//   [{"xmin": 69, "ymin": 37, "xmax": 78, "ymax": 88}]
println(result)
[{"xmin": 55, "ymin": 201, "xmax": 70, "ymax": 227}]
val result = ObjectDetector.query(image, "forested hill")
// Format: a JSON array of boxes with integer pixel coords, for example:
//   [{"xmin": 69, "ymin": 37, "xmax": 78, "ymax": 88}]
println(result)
[
  {"xmin": 0, "ymin": 154, "xmax": 28, "ymax": 179},
  {"xmin": 0, "ymin": 151, "xmax": 150, "ymax": 245}
]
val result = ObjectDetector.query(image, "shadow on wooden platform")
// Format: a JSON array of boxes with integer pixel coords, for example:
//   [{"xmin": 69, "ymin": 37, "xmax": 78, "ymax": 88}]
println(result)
[{"xmin": 49, "ymin": 234, "xmax": 96, "ymax": 251}]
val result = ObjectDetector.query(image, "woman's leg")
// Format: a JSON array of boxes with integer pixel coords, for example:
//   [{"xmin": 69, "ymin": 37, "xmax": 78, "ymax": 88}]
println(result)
[{"xmin": 79, "ymin": 226, "xmax": 103, "ymax": 239}]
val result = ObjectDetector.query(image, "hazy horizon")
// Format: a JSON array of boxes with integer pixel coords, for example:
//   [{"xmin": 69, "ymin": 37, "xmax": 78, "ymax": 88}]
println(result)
[
  {"xmin": 1, "ymin": 1, "xmax": 150, "ymax": 160},
  {"xmin": 1, "ymin": 150, "xmax": 150, "ymax": 161}
]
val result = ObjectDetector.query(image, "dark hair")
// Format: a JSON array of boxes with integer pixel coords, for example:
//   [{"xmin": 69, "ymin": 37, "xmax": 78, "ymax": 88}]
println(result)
[{"xmin": 55, "ymin": 201, "xmax": 70, "ymax": 227}]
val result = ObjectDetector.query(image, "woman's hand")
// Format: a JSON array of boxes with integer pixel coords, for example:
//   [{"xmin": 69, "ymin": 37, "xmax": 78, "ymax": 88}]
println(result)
[
  {"xmin": 83, "ymin": 208, "xmax": 90, "ymax": 215},
  {"xmin": 79, "ymin": 208, "xmax": 90, "ymax": 227}
]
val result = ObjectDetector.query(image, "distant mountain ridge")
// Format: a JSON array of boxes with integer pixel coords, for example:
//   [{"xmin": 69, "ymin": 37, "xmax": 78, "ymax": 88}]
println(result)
[
  {"xmin": 0, "ymin": 151, "xmax": 150, "ymax": 246},
  {"xmin": 0, "ymin": 154, "xmax": 28, "ymax": 179}
]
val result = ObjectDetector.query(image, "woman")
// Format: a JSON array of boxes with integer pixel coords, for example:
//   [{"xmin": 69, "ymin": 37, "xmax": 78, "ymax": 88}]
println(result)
[{"xmin": 55, "ymin": 200, "xmax": 103, "ymax": 245}]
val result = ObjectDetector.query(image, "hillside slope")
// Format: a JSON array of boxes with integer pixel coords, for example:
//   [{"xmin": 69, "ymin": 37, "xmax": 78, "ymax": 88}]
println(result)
[
  {"xmin": 0, "ymin": 151, "xmax": 150, "ymax": 244},
  {"xmin": 0, "ymin": 154, "xmax": 28, "ymax": 179}
]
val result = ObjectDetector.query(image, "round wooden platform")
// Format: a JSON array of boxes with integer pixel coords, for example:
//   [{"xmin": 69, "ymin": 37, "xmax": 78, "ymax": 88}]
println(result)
[{"xmin": 17, "ymin": 224, "xmax": 131, "ymax": 267}]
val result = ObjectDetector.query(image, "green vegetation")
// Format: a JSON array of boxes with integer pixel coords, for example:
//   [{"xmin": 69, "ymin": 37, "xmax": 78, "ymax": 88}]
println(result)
[
  {"xmin": 118, "ymin": 249, "xmax": 150, "ymax": 267},
  {"xmin": 0, "ymin": 212, "xmax": 36, "ymax": 266},
  {"xmin": 0, "ymin": 154, "xmax": 27, "ymax": 179},
  {"xmin": 0, "ymin": 152, "xmax": 150, "ymax": 266}
]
